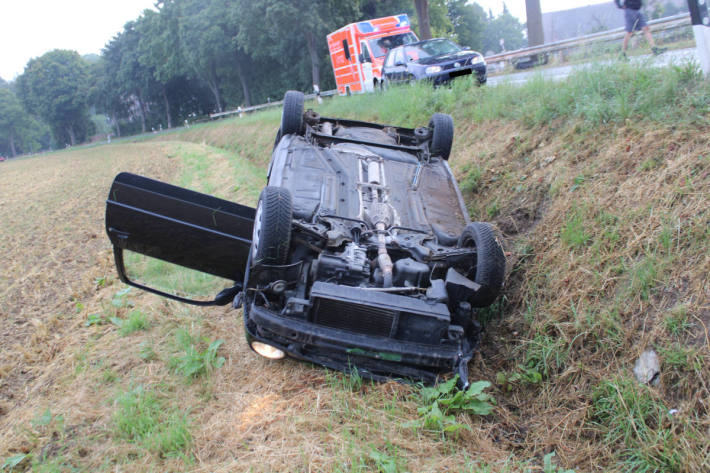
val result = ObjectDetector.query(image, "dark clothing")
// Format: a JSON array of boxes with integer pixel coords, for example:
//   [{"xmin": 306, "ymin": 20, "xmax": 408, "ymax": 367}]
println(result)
[
  {"xmin": 624, "ymin": 8, "xmax": 648, "ymax": 31},
  {"xmin": 615, "ymin": 0, "xmax": 642, "ymax": 10}
]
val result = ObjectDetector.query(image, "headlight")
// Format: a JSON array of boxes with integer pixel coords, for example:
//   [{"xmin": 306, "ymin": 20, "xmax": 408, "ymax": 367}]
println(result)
[
  {"xmin": 471, "ymin": 55, "xmax": 485, "ymax": 65},
  {"xmin": 425, "ymin": 66, "xmax": 442, "ymax": 74},
  {"xmin": 251, "ymin": 341, "xmax": 285, "ymax": 360}
]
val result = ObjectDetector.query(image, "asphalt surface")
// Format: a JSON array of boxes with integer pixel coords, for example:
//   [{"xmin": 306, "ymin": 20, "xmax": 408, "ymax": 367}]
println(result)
[{"xmin": 487, "ymin": 47, "xmax": 698, "ymax": 86}]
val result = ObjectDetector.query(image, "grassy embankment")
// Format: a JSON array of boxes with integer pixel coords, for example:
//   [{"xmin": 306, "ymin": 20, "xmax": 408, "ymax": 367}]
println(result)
[{"xmin": 0, "ymin": 60, "xmax": 708, "ymax": 472}]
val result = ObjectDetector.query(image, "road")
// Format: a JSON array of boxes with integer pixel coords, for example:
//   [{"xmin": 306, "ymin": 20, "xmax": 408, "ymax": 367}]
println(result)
[{"xmin": 487, "ymin": 48, "xmax": 698, "ymax": 86}]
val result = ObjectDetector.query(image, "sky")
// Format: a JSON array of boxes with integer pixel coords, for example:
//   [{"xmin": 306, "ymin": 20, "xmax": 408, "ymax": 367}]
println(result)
[
  {"xmin": 0, "ymin": 0, "xmax": 614, "ymax": 82},
  {"xmin": 0, "ymin": 0, "xmax": 156, "ymax": 81}
]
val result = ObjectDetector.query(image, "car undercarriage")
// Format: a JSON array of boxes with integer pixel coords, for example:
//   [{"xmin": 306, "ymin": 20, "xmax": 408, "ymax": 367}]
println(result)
[{"xmin": 105, "ymin": 91, "xmax": 505, "ymax": 388}]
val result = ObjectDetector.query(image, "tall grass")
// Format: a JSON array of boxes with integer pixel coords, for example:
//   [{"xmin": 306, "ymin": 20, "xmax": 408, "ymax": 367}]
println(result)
[{"xmin": 315, "ymin": 61, "xmax": 710, "ymax": 129}]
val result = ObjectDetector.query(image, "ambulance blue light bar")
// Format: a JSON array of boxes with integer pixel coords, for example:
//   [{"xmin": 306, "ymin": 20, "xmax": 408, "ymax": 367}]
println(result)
[{"xmin": 397, "ymin": 14, "xmax": 409, "ymax": 27}]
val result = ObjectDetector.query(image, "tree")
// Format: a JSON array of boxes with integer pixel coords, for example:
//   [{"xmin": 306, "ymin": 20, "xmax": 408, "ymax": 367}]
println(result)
[
  {"xmin": 236, "ymin": 0, "xmax": 359, "ymax": 91},
  {"xmin": 0, "ymin": 88, "xmax": 32, "ymax": 156},
  {"xmin": 16, "ymin": 50, "xmax": 92, "ymax": 146},
  {"xmin": 447, "ymin": 0, "xmax": 486, "ymax": 50},
  {"xmin": 482, "ymin": 6, "xmax": 526, "ymax": 54},
  {"xmin": 360, "ymin": 0, "xmax": 413, "ymax": 18},
  {"xmin": 427, "ymin": 0, "xmax": 454, "ymax": 38},
  {"xmin": 179, "ymin": 0, "xmax": 233, "ymax": 112},
  {"xmin": 414, "ymin": 0, "xmax": 432, "ymax": 39},
  {"xmin": 137, "ymin": 5, "xmax": 185, "ymax": 128},
  {"xmin": 103, "ymin": 21, "xmax": 159, "ymax": 134}
]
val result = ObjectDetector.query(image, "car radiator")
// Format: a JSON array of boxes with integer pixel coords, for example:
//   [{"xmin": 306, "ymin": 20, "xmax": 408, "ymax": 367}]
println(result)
[{"xmin": 309, "ymin": 282, "xmax": 451, "ymax": 344}]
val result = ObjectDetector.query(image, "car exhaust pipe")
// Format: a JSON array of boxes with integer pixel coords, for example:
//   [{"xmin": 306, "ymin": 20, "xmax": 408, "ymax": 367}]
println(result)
[{"xmin": 376, "ymin": 222, "xmax": 393, "ymax": 287}]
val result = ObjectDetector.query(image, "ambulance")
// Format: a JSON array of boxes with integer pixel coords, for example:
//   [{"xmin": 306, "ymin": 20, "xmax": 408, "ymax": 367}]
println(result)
[{"xmin": 327, "ymin": 14, "xmax": 418, "ymax": 95}]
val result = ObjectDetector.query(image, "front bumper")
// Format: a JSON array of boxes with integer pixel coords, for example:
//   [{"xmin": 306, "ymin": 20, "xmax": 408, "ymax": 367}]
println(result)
[
  {"xmin": 244, "ymin": 303, "xmax": 478, "ymax": 385},
  {"xmin": 428, "ymin": 64, "xmax": 487, "ymax": 85}
]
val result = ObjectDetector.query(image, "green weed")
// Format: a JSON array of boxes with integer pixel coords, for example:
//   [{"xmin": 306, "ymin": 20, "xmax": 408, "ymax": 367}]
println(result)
[
  {"xmin": 626, "ymin": 254, "xmax": 658, "ymax": 300},
  {"xmin": 110, "ymin": 287, "xmax": 132, "ymax": 308},
  {"xmin": 1, "ymin": 454, "xmax": 28, "ymax": 472},
  {"xmin": 486, "ymin": 199, "xmax": 500, "ymax": 219},
  {"xmin": 32, "ymin": 408, "xmax": 63, "ymax": 430},
  {"xmin": 561, "ymin": 212, "xmax": 590, "ymax": 248},
  {"xmin": 169, "ymin": 329, "xmax": 225, "ymax": 379},
  {"xmin": 569, "ymin": 174, "xmax": 585, "ymax": 192},
  {"xmin": 110, "ymin": 309, "xmax": 150, "ymax": 335},
  {"xmin": 592, "ymin": 211, "xmax": 620, "ymax": 252},
  {"xmin": 410, "ymin": 376, "xmax": 494, "ymax": 436},
  {"xmin": 94, "ymin": 276, "xmax": 107, "ymax": 288},
  {"xmin": 139, "ymin": 340, "xmax": 157, "ymax": 361},
  {"xmin": 325, "ymin": 367, "xmax": 364, "ymax": 392},
  {"xmin": 31, "ymin": 455, "xmax": 76, "ymax": 473},
  {"xmin": 496, "ymin": 366, "xmax": 543, "ymax": 391},
  {"xmin": 84, "ymin": 313, "xmax": 104, "ymax": 327},
  {"xmin": 522, "ymin": 332, "xmax": 569, "ymax": 379},
  {"xmin": 639, "ymin": 157, "xmax": 662, "ymax": 171},
  {"xmin": 543, "ymin": 452, "xmax": 575, "ymax": 473},
  {"xmin": 459, "ymin": 163, "xmax": 484, "ymax": 193},
  {"xmin": 368, "ymin": 443, "xmax": 406, "ymax": 473},
  {"xmin": 591, "ymin": 377, "xmax": 685, "ymax": 472},
  {"xmin": 101, "ymin": 369, "xmax": 118, "ymax": 384},
  {"xmin": 113, "ymin": 386, "xmax": 191, "ymax": 456},
  {"xmin": 663, "ymin": 305, "xmax": 692, "ymax": 336},
  {"xmin": 658, "ymin": 343, "xmax": 700, "ymax": 372}
]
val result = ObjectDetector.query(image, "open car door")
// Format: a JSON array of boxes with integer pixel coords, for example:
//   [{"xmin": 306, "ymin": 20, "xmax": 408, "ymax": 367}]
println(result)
[{"xmin": 105, "ymin": 172, "xmax": 255, "ymax": 305}]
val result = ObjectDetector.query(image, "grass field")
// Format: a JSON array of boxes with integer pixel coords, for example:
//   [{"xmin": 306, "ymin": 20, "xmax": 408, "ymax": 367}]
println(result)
[{"xmin": 0, "ymin": 62, "xmax": 708, "ymax": 472}]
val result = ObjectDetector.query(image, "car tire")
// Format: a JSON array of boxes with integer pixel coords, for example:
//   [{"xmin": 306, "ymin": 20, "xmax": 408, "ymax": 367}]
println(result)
[
  {"xmin": 251, "ymin": 186, "xmax": 293, "ymax": 265},
  {"xmin": 429, "ymin": 113, "xmax": 454, "ymax": 160},
  {"xmin": 457, "ymin": 222, "xmax": 505, "ymax": 307},
  {"xmin": 281, "ymin": 90, "xmax": 304, "ymax": 136}
]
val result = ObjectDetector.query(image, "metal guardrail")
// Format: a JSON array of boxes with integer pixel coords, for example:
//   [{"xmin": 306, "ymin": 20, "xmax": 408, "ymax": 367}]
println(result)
[
  {"xmin": 210, "ymin": 13, "xmax": 692, "ymax": 120},
  {"xmin": 210, "ymin": 89, "xmax": 338, "ymax": 119},
  {"xmin": 485, "ymin": 13, "xmax": 691, "ymax": 67}
]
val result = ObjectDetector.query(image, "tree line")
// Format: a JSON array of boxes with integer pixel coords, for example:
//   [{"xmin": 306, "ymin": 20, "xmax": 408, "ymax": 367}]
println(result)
[{"xmin": 0, "ymin": 0, "xmax": 524, "ymax": 157}]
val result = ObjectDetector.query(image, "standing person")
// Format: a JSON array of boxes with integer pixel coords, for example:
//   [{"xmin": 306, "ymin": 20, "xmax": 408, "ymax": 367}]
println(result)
[{"xmin": 615, "ymin": 0, "xmax": 667, "ymax": 57}]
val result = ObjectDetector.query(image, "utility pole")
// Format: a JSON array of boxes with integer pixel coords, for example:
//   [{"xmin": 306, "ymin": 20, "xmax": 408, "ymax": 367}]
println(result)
[
  {"xmin": 526, "ymin": 0, "xmax": 544, "ymax": 46},
  {"xmin": 688, "ymin": 0, "xmax": 710, "ymax": 75}
]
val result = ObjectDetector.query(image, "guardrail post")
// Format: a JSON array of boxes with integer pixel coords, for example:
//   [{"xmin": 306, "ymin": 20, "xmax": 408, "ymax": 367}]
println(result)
[{"xmin": 689, "ymin": 0, "xmax": 710, "ymax": 75}]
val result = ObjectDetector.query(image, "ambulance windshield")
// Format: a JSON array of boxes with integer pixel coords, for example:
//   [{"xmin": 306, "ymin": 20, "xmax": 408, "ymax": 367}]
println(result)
[{"xmin": 368, "ymin": 33, "xmax": 418, "ymax": 58}]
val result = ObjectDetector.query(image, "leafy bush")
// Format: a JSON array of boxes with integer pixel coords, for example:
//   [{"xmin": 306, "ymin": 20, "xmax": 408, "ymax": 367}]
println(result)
[{"xmin": 410, "ymin": 376, "xmax": 495, "ymax": 435}]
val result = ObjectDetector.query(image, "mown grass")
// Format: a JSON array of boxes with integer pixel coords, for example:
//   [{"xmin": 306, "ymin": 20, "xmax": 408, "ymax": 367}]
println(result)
[{"xmin": 1, "ymin": 60, "xmax": 708, "ymax": 472}]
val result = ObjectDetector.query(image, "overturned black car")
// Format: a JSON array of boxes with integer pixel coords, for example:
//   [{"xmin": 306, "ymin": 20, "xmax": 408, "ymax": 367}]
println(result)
[{"xmin": 105, "ymin": 91, "xmax": 505, "ymax": 388}]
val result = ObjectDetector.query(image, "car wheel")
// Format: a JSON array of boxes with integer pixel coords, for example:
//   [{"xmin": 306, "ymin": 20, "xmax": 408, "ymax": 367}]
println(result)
[
  {"xmin": 457, "ymin": 222, "xmax": 505, "ymax": 307},
  {"xmin": 281, "ymin": 90, "xmax": 304, "ymax": 136},
  {"xmin": 251, "ymin": 186, "xmax": 293, "ymax": 265},
  {"xmin": 429, "ymin": 113, "xmax": 454, "ymax": 160}
]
